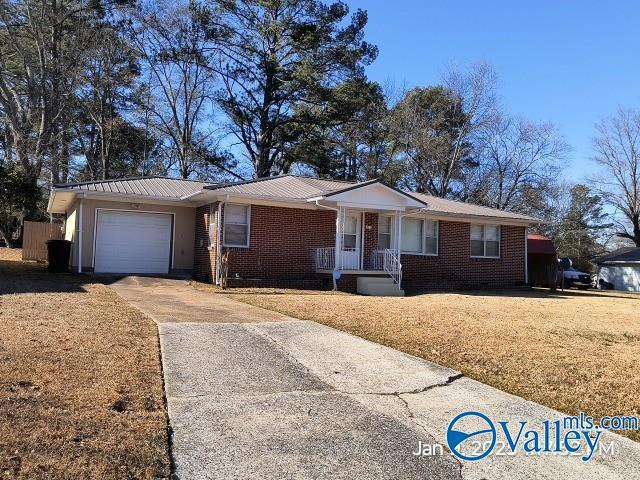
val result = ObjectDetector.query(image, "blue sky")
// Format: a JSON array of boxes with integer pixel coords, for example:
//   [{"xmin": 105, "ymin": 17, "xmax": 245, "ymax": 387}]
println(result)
[{"xmin": 343, "ymin": 0, "xmax": 640, "ymax": 181}]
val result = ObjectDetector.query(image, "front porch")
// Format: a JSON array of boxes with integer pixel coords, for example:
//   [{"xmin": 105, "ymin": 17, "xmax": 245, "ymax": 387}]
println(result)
[{"xmin": 312, "ymin": 205, "xmax": 407, "ymax": 294}]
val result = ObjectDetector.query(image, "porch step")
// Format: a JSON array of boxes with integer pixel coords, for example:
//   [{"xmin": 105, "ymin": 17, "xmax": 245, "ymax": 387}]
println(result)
[{"xmin": 357, "ymin": 276, "xmax": 405, "ymax": 297}]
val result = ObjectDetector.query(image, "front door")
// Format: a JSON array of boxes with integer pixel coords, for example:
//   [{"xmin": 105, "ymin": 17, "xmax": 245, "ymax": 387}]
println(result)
[{"xmin": 341, "ymin": 212, "xmax": 361, "ymax": 269}]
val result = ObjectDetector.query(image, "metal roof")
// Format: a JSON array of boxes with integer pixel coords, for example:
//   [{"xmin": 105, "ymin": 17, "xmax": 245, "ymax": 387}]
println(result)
[
  {"xmin": 527, "ymin": 234, "xmax": 557, "ymax": 255},
  {"xmin": 54, "ymin": 176, "xmax": 208, "ymax": 199},
  {"xmin": 208, "ymin": 175, "xmax": 540, "ymax": 223},
  {"xmin": 594, "ymin": 247, "xmax": 640, "ymax": 264},
  {"xmin": 52, "ymin": 174, "xmax": 541, "ymax": 223},
  {"xmin": 411, "ymin": 192, "xmax": 539, "ymax": 222},
  {"xmin": 205, "ymin": 175, "xmax": 351, "ymax": 199}
]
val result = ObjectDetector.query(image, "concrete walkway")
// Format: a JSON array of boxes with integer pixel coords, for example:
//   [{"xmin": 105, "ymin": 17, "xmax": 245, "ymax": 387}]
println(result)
[
  {"xmin": 108, "ymin": 276, "xmax": 640, "ymax": 480},
  {"xmin": 108, "ymin": 276, "xmax": 296, "ymax": 323}
]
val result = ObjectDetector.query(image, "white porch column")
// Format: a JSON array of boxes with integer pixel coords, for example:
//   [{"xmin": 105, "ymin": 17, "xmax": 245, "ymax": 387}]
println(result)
[
  {"xmin": 77, "ymin": 197, "xmax": 83, "ymax": 274},
  {"xmin": 335, "ymin": 206, "xmax": 343, "ymax": 271},
  {"xmin": 396, "ymin": 211, "xmax": 402, "ymax": 259}
]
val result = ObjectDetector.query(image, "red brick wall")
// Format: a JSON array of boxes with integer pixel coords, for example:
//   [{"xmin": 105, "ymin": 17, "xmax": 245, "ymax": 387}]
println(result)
[
  {"xmin": 193, "ymin": 203, "xmax": 218, "ymax": 282},
  {"xmin": 195, "ymin": 203, "xmax": 336, "ymax": 287},
  {"xmin": 400, "ymin": 220, "xmax": 526, "ymax": 291},
  {"xmin": 362, "ymin": 212, "xmax": 379, "ymax": 269},
  {"xmin": 193, "ymin": 204, "xmax": 526, "ymax": 291}
]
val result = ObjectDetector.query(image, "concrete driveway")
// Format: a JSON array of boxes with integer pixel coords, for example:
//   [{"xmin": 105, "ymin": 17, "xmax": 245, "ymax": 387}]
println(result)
[{"xmin": 109, "ymin": 277, "xmax": 640, "ymax": 480}]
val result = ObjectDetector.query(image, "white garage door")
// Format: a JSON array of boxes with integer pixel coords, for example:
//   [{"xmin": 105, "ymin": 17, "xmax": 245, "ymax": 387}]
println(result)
[{"xmin": 94, "ymin": 210, "xmax": 172, "ymax": 274}]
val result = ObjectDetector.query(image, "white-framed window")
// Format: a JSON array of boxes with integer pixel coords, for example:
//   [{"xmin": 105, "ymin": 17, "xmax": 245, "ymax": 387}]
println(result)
[
  {"xmin": 207, "ymin": 204, "xmax": 215, "ymax": 247},
  {"xmin": 470, "ymin": 224, "xmax": 500, "ymax": 258},
  {"xmin": 342, "ymin": 215, "xmax": 358, "ymax": 249},
  {"xmin": 223, "ymin": 204, "xmax": 250, "ymax": 247},
  {"xmin": 342, "ymin": 215, "xmax": 358, "ymax": 250},
  {"xmin": 378, "ymin": 215, "xmax": 393, "ymax": 249},
  {"xmin": 400, "ymin": 217, "xmax": 438, "ymax": 255}
]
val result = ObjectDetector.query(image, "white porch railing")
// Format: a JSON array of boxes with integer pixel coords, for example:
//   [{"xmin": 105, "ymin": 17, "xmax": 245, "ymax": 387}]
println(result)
[
  {"xmin": 371, "ymin": 250, "xmax": 384, "ymax": 270},
  {"xmin": 314, "ymin": 247, "xmax": 361, "ymax": 270},
  {"xmin": 314, "ymin": 247, "xmax": 402, "ymax": 289},
  {"xmin": 383, "ymin": 248, "xmax": 402, "ymax": 288}
]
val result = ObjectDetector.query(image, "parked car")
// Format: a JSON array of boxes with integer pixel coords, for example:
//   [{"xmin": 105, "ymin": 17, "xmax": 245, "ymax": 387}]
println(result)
[{"xmin": 559, "ymin": 267, "xmax": 592, "ymax": 290}]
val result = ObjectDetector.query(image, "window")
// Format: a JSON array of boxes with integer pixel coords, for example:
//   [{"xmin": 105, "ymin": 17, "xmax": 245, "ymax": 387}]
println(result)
[
  {"xmin": 378, "ymin": 215, "xmax": 392, "ymax": 249},
  {"xmin": 424, "ymin": 219, "xmax": 438, "ymax": 255},
  {"xmin": 343, "ymin": 215, "xmax": 358, "ymax": 249},
  {"xmin": 400, "ymin": 218, "xmax": 438, "ymax": 255},
  {"xmin": 223, "ymin": 204, "xmax": 250, "ymax": 247},
  {"xmin": 470, "ymin": 224, "xmax": 500, "ymax": 258},
  {"xmin": 402, "ymin": 217, "xmax": 423, "ymax": 253}
]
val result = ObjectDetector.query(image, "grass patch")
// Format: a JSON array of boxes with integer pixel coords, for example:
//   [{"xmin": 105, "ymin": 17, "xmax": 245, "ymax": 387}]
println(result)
[
  {"xmin": 190, "ymin": 279, "xmax": 348, "ymax": 296},
  {"xmin": 232, "ymin": 287, "xmax": 640, "ymax": 442},
  {"xmin": 0, "ymin": 248, "xmax": 170, "ymax": 479}
]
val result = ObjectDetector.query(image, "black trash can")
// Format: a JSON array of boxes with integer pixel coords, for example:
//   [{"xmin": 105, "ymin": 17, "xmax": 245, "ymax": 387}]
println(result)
[{"xmin": 46, "ymin": 239, "xmax": 72, "ymax": 273}]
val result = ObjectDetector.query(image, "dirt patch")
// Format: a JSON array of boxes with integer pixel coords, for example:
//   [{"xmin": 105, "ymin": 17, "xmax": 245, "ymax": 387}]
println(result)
[
  {"xmin": 0, "ymin": 249, "xmax": 170, "ymax": 479},
  {"xmin": 233, "ymin": 287, "xmax": 640, "ymax": 442}
]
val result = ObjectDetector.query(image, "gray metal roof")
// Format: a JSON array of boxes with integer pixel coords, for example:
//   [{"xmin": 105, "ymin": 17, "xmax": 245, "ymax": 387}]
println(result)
[
  {"xmin": 206, "ymin": 175, "xmax": 351, "ymax": 199},
  {"xmin": 54, "ymin": 176, "xmax": 208, "ymax": 199},
  {"xmin": 53, "ymin": 174, "xmax": 540, "ymax": 223},
  {"xmin": 208, "ymin": 175, "xmax": 539, "ymax": 222},
  {"xmin": 594, "ymin": 247, "xmax": 640, "ymax": 264},
  {"xmin": 411, "ymin": 192, "xmax": 539, "ymax": 222}
]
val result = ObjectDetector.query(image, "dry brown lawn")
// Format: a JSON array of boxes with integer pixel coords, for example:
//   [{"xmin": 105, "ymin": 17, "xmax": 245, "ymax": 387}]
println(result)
[
  {"xmin": 0, "ymin": 248, "xmax": 170, "ymax": 479},
  {"xmin": 233, "ymin": 287, "xmax": 640, "ymax": 442}
]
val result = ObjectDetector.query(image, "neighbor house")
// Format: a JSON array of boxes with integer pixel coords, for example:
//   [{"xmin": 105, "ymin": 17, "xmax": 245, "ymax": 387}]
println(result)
[
  {"xmin": 594, "ymin": 247, "xmax": 640, "ymax": 292},
  {"xmin": 47, "ymin": 175, "xmax": 540, "ymax": 295}
]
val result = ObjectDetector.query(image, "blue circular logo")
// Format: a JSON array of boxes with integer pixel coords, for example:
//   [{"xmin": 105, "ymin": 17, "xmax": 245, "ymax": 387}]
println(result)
[{"xmin": 446, "ymin": 411, "xmax": 496, "ymax": 461}]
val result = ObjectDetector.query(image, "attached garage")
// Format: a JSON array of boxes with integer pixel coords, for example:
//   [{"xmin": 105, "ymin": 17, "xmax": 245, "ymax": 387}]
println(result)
[
  {"xmin": 595, "ymin": 247, "xmax": 640, "ymax": 292},
  {"xmin": 94, "ymin": 210, "xmax": 173, "ymax": 274}
]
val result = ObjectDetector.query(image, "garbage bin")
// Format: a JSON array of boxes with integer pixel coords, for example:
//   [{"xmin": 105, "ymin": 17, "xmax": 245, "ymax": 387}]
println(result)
[{"xmin": 46, "ymin": 239, "xmax": 72, "ymax": 273}]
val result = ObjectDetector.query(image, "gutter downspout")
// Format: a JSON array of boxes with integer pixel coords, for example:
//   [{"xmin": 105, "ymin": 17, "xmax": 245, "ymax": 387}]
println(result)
[
  {"xmin": 77, "ymin": 195, "xmax": 84, "ymax": 274},
  {"xmin": 214, "ymin": 195, "xmax": 229, "ymax": 285},
  {"xmin": 315, "ymin": 200, "xmax": 340, "ymax": 290}
]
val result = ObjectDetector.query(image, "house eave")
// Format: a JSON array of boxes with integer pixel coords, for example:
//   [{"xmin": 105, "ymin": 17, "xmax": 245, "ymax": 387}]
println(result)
[{"xmin": 47, "ymin": 188, "xmax": 198, "ymax": 213}]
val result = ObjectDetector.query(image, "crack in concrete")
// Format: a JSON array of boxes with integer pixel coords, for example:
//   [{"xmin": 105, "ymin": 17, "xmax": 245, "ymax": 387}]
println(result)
[{"xmin": 337, "ymin": 373, "xmax": 465, "ymax": 398}]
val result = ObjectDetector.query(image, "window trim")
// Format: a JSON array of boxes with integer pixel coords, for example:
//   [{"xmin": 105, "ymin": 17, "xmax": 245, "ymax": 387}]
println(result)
[
  {"xmin": 222, "ymin": 203, "xmax": 251, "ymax": 248},
  {"xmin": 378, "ymin": 214, "xmax": 394, "ymax": 250},
  {"xmin": 400, "ymin": 217, "xmax": 439, "ymax": 256},
  {"xmin": 470, "ymin": 223, "xmax": 501, "ymax": 259}
]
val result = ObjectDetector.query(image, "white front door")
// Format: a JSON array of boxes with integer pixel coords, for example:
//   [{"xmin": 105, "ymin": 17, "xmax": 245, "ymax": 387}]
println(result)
[
  {"xmin": 94, "ymin": 210, "xmax": 172, "ymax": 274},
  {"xmin": 341, "ymin": 212, "xmax": 361, "ymax": 270}
]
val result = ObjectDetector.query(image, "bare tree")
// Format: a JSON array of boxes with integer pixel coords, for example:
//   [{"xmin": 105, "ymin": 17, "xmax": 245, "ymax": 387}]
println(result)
[
  {"xmin": 0, "ymin": 0, "xmax": 91, "ymax": 184},
  {"xmin": 389, "ymin": 62, "xmax": 497, "ymax": 197},
  {"xmin": 129, "ymin": 2, "xmax": 238, "ymax": 180},
  {"xmin": 473, "ymin": 114, "xmax": 569, "ymax": 214},
  {"xmin": 592, "ymin": 107, "xmax": 640, "ymax": 246}
]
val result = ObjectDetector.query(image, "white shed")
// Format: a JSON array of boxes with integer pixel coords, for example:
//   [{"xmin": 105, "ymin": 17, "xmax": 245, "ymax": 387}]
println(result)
[{"xmin": 595, "ymin": 247, "xmax": 640, "ymax": 292}]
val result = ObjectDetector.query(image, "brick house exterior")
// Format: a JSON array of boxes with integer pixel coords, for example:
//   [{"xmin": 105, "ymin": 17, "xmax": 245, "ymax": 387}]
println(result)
[
  {"xmin": 49, "ymin": 175, "xmax": 536, "ymax": 294},
  {"xmin": 194, "ymin": 202, "xmax": 526, "ymax": 293}
]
